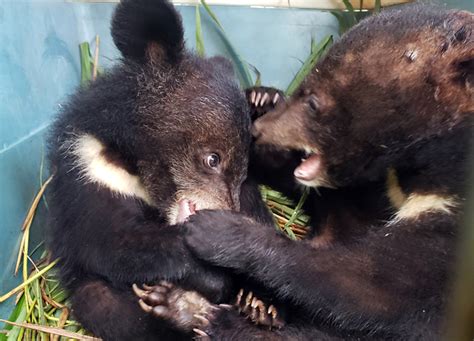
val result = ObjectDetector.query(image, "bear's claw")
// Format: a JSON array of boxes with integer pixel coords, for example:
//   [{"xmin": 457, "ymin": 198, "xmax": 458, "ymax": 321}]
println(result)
[
  {"xmin": 235, "ymin": 289, "xmax": 284, "ymax": 330},
  {"xmin": 134, "ymin": 282, "xmax": 220, "ymax": 333},
  {"xmin": 245, "ymin": 86, "xmax": 285, "ymax": 121}
]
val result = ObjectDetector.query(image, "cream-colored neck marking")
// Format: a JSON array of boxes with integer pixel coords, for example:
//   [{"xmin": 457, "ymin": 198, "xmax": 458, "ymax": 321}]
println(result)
[
  {"xmin": 69, "ymin": 134, "xmax": 152, "ymax": 204},
  {"xmin": 386, "ymin": 168, "xmax": 407, "ymax": 209},
  {"xmin": 386, "ymin": 168, "xmax": 458, "ymax": 222}
]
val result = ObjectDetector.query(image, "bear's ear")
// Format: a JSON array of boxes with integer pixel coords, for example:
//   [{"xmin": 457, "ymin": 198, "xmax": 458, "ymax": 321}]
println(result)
[
  {"xmin": 447, "ymin": 25, "xmax": 473, "ymax": 111},
  {"xmin": 454, "ymin": 54, "xmax": 473, "ymax": 90},
  {"xmin": 111, "ymin": 0, "xmax": 184, "ymax": 64}
]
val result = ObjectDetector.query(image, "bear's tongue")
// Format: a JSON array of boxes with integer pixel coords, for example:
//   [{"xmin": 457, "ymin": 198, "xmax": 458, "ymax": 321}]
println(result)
[
  {"xmin": 176, "ymin": 199, "xmax": 196, "ymax": 223},
  {"xmin": 294, "ymin": 154, "xmax": 321, "ymax": 181}
]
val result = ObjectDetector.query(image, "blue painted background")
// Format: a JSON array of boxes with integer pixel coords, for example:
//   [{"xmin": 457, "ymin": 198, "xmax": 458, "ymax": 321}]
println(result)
[{"xmin": 0, "ymin": 0, "xmax": 472, "ymax": 321}]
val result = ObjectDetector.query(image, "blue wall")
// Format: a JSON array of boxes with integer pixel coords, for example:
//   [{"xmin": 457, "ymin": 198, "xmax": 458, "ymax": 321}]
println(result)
[{"xmin": 0, "ymin": 1, "xmax": 338, "ymax": 319}]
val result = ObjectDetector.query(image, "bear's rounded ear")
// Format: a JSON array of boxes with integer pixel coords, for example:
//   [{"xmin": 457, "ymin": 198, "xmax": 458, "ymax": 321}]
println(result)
[
  {"xmin": 111, "ymin": 0, "xmax": 184, "ymax": 65},
  {"xmin": 454, "ymin": 55, "xmax": 473, "ymax": 89}
]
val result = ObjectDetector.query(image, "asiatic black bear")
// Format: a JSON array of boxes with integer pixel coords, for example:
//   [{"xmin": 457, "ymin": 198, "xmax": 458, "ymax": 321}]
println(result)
[
  {"xmin": 138, "ymin": 5, "xmax": 473, "ymax": 340},
  {"xmin": 47, "ymin": 0, "xmax": 275, "ymax": 339}
]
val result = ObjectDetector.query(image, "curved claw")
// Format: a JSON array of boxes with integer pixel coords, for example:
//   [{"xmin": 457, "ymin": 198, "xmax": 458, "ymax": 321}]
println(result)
[
  {"xmin": 260, "ymin": 92, "xmax": 270, "ymax": 107},
  {"xmin": 132, "ymin": 283, "xmax": 148, "ymax": 298},
  {"xmin": 193, "ymin": 328, "xmax": 209, "ymax": 337},
  {"xmin": 273, "ymin": 92, "xmax": 280, "ymax": 105},
  {"xmin": 218, "ymin": 304, "xmax": 232, "ymax": 310},
  {"xmin": 268, "ymin": 305, "xmax": 277, "ymax": 318},
  {"xmin": 250, "ymin": 90, "xmax": 256, "ymax": 104},
  {"xmin": 194, "ymin": 314, "xmax": 210, "ymax": 326},
  {"xmin": 255, "ymin": 92, "xmax": 262, "ymax": 107},
  {"xmin": 138, "ymin": 299, "xmax": 153, "ymax": 313}
]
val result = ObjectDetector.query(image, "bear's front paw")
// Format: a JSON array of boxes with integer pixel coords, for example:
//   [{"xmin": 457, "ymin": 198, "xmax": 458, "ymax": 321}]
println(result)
[
  {"xmin": 184, "ymin": 210, "xmax": 254, "ymax": 268},
  {"xmin": 133, "ymin": 281, "xmax": 225, "ymax": 337},
  {"xmin": 245, "ymin": 86, "xmax": 285, "ymax": 121}
]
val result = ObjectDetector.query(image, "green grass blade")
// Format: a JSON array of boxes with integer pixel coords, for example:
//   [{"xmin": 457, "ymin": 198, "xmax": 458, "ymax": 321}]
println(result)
[
  {"xmin": 282, "ymin": 187, "xmax": 310, "ymax": 240},
  {"xmin": 0, "ymin": 295, "xmax": 27, "ymax": 341},
  {"xmin": 285, "ymin": 35, "xmax": 333, "ymax": 96},
  {"xmin": 342, "ymin": 0, "xmax": 357, "ymax": 27},
  {"xmin": 200, "ymin": 0, "xmax": 253, "ymax": 88},
  {"xmin": 374, "ymin": 0, "xmax": 382, "ymax": 13},
  {"xmin": 195, "ymin": 5, "xmax": 205, "ymax": 57},
  {"xmin": 247, "ymin": 63, "xmax": 261, "ymax": 87},
  {"xmin": 32, "ymin": 280, "xmax": 46, "ymax": 341},
  {"xmin": 200, "ymin": 0, "xmax": 224, "ymax": 30},
  {"xmin": 79, "ymin": 42, "xmax": 93, "ymax": 86}
]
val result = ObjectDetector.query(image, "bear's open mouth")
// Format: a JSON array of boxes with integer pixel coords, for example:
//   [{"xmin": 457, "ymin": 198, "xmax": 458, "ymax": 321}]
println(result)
[
  {"xmin": 176, "ymin": 199, "xmax": 197, "ymax": 223},
  {"xmin": 294, "ymin": 150, "xmax": 321, "ymax": 182}
]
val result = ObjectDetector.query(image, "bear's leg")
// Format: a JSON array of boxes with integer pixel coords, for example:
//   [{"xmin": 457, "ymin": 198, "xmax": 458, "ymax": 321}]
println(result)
[{"xmin": 70, "ymin": 279, "xmax": 188, "ymax": 341}]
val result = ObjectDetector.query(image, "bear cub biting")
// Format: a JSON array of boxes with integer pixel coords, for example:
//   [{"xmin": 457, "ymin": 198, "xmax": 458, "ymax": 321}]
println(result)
[
  {"xmin": 47, "ymin": 0, "xmax": 276, "ymax": 339},
  {"xmin": 141, "ymin": 4, "xmax": 473, "ymax": 340}
]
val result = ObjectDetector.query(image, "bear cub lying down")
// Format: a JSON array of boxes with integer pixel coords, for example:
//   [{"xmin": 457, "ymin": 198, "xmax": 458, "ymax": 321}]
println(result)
[
  {"xmin": 137, "ymin": 4, "xmax": 474, "ymax": 340},
  {"xmin": 47, "ymin": 0, "xmax": 277, "ymax": 339}
]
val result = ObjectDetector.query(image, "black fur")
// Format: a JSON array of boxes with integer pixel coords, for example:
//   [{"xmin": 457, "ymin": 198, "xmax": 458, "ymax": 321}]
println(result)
[
  {"xmin": 47, "ymin": 0, "xmax": 273, "ymax": 339},
  {"xmin": 181, "ymin": 4, "xmax": 474, "ymax": 339}
]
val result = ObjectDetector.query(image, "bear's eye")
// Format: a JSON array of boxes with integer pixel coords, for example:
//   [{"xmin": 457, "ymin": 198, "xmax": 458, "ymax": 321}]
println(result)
[
  {"xmin": 205, "ymin": 153, "xmax": 220, "ymax": 169},
  {"xmin": 308, "ymin": 95, "xmax": 319, "ymax": 113}
]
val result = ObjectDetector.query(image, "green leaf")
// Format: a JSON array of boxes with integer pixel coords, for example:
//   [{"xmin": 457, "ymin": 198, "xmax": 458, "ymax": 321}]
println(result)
[
  {"xmin": 342, "ymin": 0, "xmax": 357, "ymax": 27},
  {"xmin": 195, "ymin": 5, "xmax": 205, "ymax": 57},
  {"xmin": 1, "ymin": 295, "xmax": 27, "ymax": 341},
  {"xmin": 247, "ymin": 63, "xmax": 261, "ymax": 87},
  {"xmin": 200, "ymin": 0, "xmax": 253, "ymax": 88},
  {"xmin": 33, "ymin": 280, "xmax": 47, "ymax": 341},
  {"xmin": 282, "ymin": 187, "xmax": 310, "ymax": 240},
  {"xmin": 374, "ymin": 0, "xmax": 382, "ymax": 13},
  {"xmin": 285, "ymin": 35, "xmax": 333, "ymax": 96},
  {"xmin": 79, "ymin": 42, "xmax": 93, "ymax": 86}
]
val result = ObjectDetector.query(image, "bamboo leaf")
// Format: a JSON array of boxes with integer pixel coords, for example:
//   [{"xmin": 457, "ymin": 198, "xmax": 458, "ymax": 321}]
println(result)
[
  {"xmin": 0, "ymin": 295, "xmax": 26, "ymax": 341},
  {"xmin": 0, "ymin": 320, "xmax": 100, "ymax": 341},
  {"xmin": 21, "ymin": 175, "xmax": 53, "ymax": 232},
  {"xmin": 33, "ymin": 280, "xmax": 47, "ymax": 340},
  {"xmin": 285, "ymin": 35, "xmax": 333, "ymax": 96},
  {"xmin": 342, "ymin": 0, "xmax": 357, "ymax": 27},
  {"xmin": 195, "ymin": 5, "xmax": 205, "ymax": 57},
  {"xmin": 247, "ymin": 63, "xmax": 261, "ymax": 87},
  {"xmin": 79, "ymin": 42, "xmax": 93, "ymax": 86},
  {"xmin": 92, "ymin": 35, "xmax": 100, "ymax": 82},
  {"xmin": 282, "ymin": 187, "xmax": 310, "ymax": 240},
  {"xmin": 0, "ymin": 261, "xmax": 58, "ymax": 303},
  {"xmin": 375, "ymin": 0, "xmax": 382, "ymax": 13}
]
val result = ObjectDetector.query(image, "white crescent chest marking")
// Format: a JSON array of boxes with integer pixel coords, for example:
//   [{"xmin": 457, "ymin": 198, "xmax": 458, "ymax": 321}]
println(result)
[
  {"xmin": 386, "ymin": 168, "xmax": 458, "ymax": 223},
  {"xmin": 68, "ymin": 134, "xmax": 151, "ymax": 204}
]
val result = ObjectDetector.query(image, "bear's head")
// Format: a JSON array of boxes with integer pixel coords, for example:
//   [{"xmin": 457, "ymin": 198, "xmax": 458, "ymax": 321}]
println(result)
[
  {"xmin": 253, "ymin": 5, "xmax": 473, "ymax": 189},
  {"xmin": 55, "ymin": 0, "xmax": 250, "ymax": 224}
]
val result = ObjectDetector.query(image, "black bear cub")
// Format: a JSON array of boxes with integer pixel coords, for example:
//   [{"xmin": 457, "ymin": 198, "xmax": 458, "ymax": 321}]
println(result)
[
  {"xmin": 47, "ymin": 0, "xmax": 275, "ymax": 339},
  {"xmin": 139, "ymin": 4, "xmax": 473, "ymax": 340}
]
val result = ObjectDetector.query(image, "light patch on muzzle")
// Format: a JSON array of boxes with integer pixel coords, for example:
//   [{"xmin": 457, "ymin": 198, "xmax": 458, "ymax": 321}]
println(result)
[
  {"xmin": 167, "ymin": 189, "xmax": 231, "ymax": 225},
  {"xmin": 66, "ymin": 134, "xmax": 152, "ymax": 204}
]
